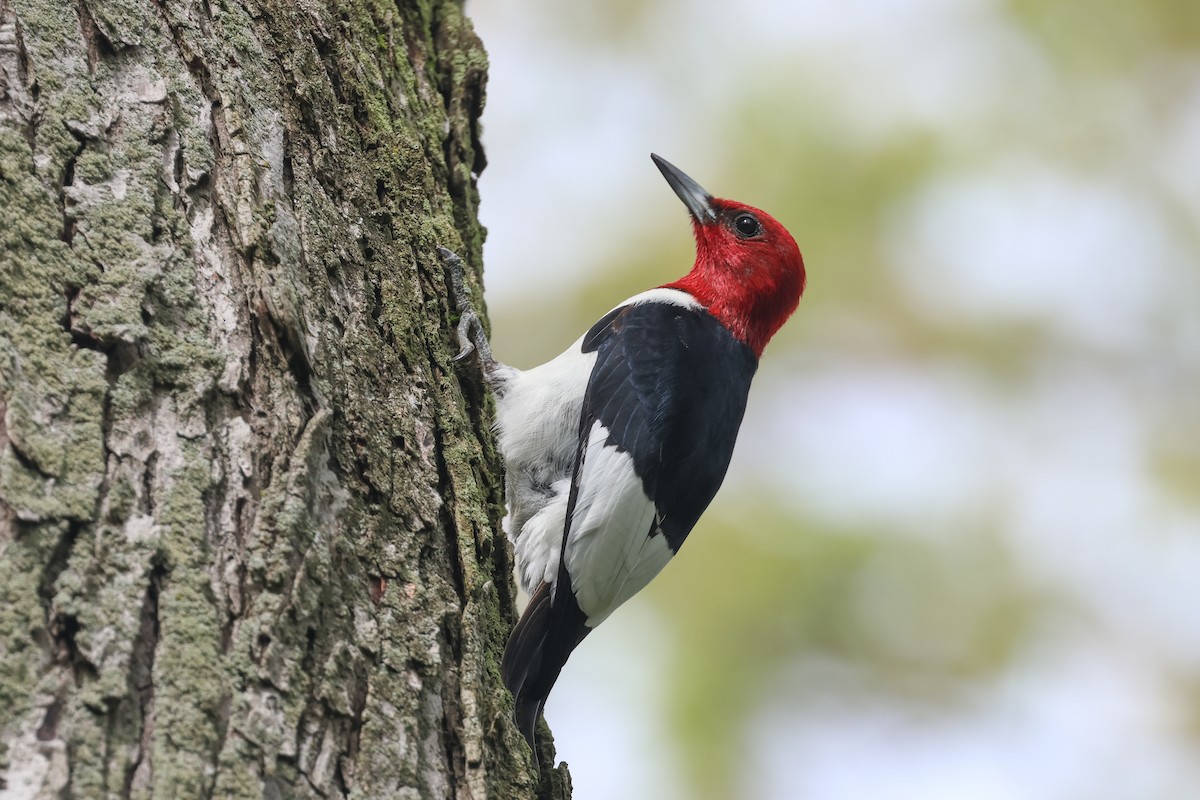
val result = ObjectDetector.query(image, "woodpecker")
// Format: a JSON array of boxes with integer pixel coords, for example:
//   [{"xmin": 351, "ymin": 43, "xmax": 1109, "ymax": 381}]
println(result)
[{"xmin": 444, "ymin": 154, "xmax": 806, "ymax": 752}]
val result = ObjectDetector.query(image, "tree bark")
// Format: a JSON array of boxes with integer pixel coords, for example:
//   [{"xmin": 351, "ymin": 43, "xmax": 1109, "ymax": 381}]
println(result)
[{"xmin": 0, "ymin": 0, "xmax": 569, "ymax": 797}]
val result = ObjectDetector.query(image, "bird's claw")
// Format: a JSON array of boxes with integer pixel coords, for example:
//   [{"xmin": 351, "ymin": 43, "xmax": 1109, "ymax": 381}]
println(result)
[
  {"xmin": 455, "ymin": 310, "xmax": 481, "ymax": 362},
  {"xmin": 441, "ymin": 245, "xmax": 497, "ymax": 372}
]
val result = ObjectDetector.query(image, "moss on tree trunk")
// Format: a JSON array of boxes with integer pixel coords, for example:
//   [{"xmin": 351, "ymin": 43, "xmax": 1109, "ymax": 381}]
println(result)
[{"xmin": 0, "ymin": 0, "xmax": 568, "ymax": 796}]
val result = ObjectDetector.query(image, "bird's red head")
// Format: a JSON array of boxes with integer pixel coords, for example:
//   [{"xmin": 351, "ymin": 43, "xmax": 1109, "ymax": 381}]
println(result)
[{"xmin": 652, "ymin": 154, "xmax": 806, "ymax": 358}]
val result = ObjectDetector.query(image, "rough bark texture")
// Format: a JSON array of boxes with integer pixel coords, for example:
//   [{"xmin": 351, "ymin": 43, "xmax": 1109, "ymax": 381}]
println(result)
[{"xmin": 0, "ymin": 0, "xmax": 570, "ymax": 797}]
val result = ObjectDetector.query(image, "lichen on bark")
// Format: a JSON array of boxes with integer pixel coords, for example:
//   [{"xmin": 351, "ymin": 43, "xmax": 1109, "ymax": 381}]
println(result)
[{"xmin": 0, "ymin": 0, "xmax": 567, "ymax": 797}]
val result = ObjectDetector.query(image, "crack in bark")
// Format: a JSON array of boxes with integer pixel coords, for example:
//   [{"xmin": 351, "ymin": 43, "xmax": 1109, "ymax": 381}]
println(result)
[
  {"xmin": 37, "ymin": 522, "xmax": 84, "ymax": 621},
  {"xmin": 337, "ymin": 668, "xmax": 369, "ymax": 794},
  {"xmin": 0, "ymin": 2, "xmax": 38, "ymax": 151},
  {"xmin": 63, "ymin": 287, "xmax": 145, "ymax": 385},
  {"xmin": 207, "ymin": 691, "xmax": 232, "ymax": 800},
  {"xmin": 263, "ymin": 302, "xmax": 319, "ymax": 420},
  {"xmin": 35, "ymin": 698, "xmax": 62, "ymax": 742},
  {"xmin": 50, "ymin": 610, "xmax": 98, "ymax": 685},
  {"xmin": 7, "ymin": 432, "xmax": 52, "ymax": 478},
  {"xmin": 141, "ymin": 450, "xmax": 157, "ymax": 517},
  {"xmin": 150, "ymin": 0, "xmax": 218, "ymax": 106},
  {"xmin": 440, "ymin": 659, "xmax": 465, "ymax": 799},
  {"xmin": 74, "ymin": 0, "xmax": 117, "ymax": 76},
  {"xmin": 121, "ymin": 553, "xmax": 163, "ymax": 799},
  {"xmin": 308, "ymin": 28, "xmax": 344, "ymax": 107},
  {"xmin": 59, "ymin": 126, "xmax": 88, "ymax": 246},
  {"xmin": 430, "ymin": 398, "xmax": 472, "ymax": 798}
]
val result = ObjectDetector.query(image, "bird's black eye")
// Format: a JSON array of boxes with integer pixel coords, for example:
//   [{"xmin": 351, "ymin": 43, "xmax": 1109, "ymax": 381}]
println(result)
[{"xmin": 733, "ymin": 212, "xmax": 762, "ymax": 238}]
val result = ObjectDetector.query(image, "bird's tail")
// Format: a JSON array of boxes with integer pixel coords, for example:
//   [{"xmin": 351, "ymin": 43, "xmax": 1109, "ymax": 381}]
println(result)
[
  {"xmin": 501, "ymin": 580, "xmax": 590, "ymax": 753},
  {"xmin": 502, "ymin": 582, "xmax": 553, "ymax": 747}
]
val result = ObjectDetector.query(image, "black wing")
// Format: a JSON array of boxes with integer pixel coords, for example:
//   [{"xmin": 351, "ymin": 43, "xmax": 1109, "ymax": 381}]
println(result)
[
  {"xmin": 579, "ymin": 300, "xmax": 759, "ymax": 549},
  {"xmin": 503, "ymin": 298, "xmax": 758, "ymax": 748}
]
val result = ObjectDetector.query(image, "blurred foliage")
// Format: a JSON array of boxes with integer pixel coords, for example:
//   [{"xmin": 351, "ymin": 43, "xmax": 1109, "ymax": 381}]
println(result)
[
  {"xmin": 477, "ymin": 0, "xmax": 1200, "ymax": 796},
  {"xmin": 649, "ymin": 503, "xmax": 1044, "ymax": 799},
  {"xmin": 1006, "ymin": 0, "xmax": 1200, "ymax": 68}
]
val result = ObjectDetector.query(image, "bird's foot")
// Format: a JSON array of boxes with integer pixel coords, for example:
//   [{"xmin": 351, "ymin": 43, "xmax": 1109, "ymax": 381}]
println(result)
[
  {"xmin": 440, "ymin": 246, "xmax": 499, "ymax": 374},
  {"xmin": 456, "ymin": 308, "xmax": 487, "ymax": 363}
]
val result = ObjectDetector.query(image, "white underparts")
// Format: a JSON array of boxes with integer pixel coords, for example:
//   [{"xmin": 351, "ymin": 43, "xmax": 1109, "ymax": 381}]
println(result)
[{"xmin": 494, "ymin": 336, "xmax": 594, "ymax": 594}]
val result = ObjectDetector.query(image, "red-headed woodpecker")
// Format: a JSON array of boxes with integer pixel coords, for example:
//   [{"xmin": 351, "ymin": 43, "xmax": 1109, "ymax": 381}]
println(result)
[{"xmin": 444, "ymin": 154, "xmax": 806, "ymax": 752}]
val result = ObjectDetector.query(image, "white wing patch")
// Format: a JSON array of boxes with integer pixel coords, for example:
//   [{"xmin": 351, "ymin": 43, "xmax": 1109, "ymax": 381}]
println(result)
[{"xmin": 564, "ymin": 421, "xmax": 673, "ymax": 627}]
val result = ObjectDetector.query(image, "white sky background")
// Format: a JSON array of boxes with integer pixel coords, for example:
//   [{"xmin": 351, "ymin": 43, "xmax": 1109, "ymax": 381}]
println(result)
[{"xmin": 468, "ymin": 0, "xmax": 1200, "ymax": 798}]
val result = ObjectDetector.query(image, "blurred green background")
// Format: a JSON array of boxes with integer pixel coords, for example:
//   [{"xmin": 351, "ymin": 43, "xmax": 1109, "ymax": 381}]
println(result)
[{"xmin": 468, "ymin": 0, "xmax": 1200, "ymax": 797}]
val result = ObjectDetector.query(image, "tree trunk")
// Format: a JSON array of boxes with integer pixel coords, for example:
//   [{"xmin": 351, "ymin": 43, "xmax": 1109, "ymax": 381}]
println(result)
[{"xmin": 0, "ymin": 0, "xmax": 569, "ymax": 797}]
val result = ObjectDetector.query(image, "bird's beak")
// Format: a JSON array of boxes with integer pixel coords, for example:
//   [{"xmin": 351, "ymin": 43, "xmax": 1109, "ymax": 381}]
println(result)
[{"xmin": 652, "ymin": 154, "xmax": 717, "ymax": 224}]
